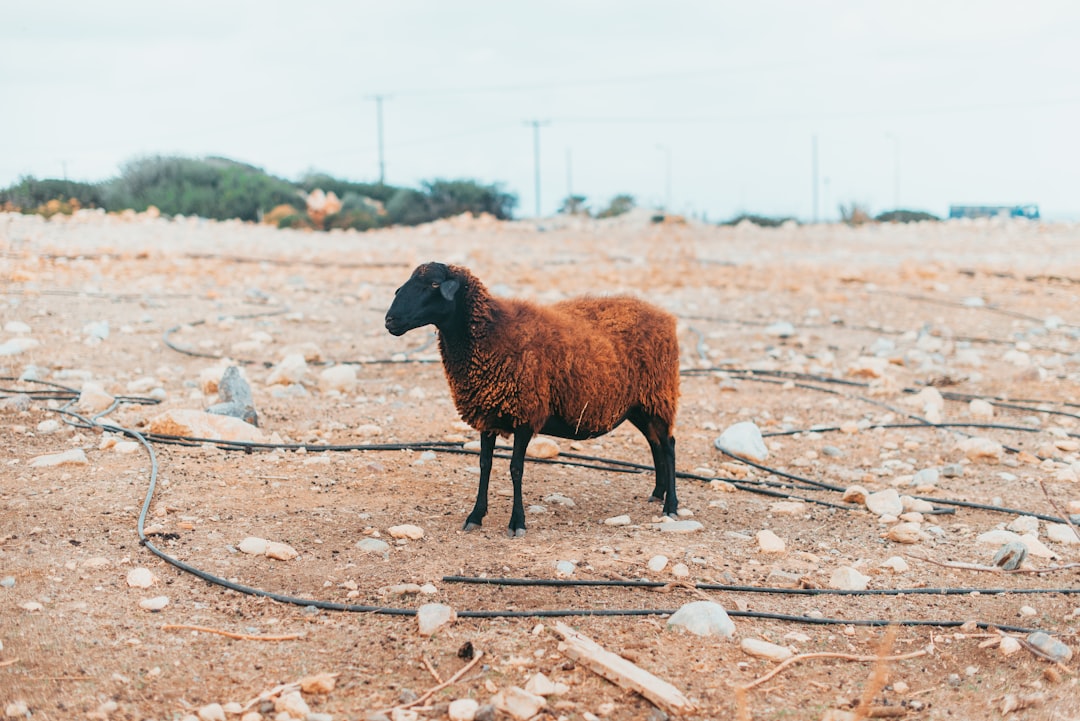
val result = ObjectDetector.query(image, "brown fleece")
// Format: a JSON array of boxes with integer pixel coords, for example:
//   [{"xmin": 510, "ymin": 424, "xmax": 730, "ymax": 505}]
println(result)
[{"xmin": 438, "ymin": 264, "xmax": 680, "ymax": 436}]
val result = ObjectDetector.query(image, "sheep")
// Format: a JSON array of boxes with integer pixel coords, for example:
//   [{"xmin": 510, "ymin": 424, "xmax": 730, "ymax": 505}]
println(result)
[{"xmin": 384, "ymin": 262, "xmax": 680, "ymax": 537}]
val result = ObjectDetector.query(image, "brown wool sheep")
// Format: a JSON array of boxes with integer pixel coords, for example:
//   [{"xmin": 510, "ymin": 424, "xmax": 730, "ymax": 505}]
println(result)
[{"xmin": 384, "ymin": 262, "xmax": 680, "ymax": 537}]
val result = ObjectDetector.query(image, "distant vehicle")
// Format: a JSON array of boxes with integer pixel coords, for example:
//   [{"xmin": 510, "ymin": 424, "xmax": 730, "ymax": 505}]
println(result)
[{"xmin": 948, "ymin": 204, "xmax": 1040, "ymax": 220}]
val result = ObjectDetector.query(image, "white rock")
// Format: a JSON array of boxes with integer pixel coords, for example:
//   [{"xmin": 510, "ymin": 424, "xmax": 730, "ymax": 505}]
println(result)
[
  {"xmin": 756, "ymin": 529, "xmax": 786, "ymax": 553},
  {"xmin": 829, "ymin": 567, "xmax": 870, "ymax": 591},
  {"xmin": 266, "ymin": 353, "xmax": 309, "ymax": 386},
  {"xmin": 357, "ymin": 538, "xmax": 390, "ymax": 554},
  {"xmin": 275, "ymin": 690, "xmax": 310, "ymax": 718},
  {"xmin": 524, "ymin": 671, "xmax": 560, "ymax": 696},
  {"xmin": 83, "ymin": 320, "xmax": 110, "ymax": 341},
  {"xmin": 603, "ymin": 514, "xmax": 631, "ymax": 526},
  {"xmin": 526, "ymin": 437, "xmax": 560, "ymax": 459},
  {"xmin": 1046, "ymin": 523, "xmax": 1080, "ymax": 545},
  {"xmin": 139, "ymin": 595, "xmax": 169, "ymax": 611},
  {"xmin": 671, "ymin": 562, "xmax": 690, "ymax": 578},
  {"xmin": 264, "ymin": 541, "xmax": 298, "ymax": 561},
  {"xmin": 29, "ymin": 448, "xmax": 88, "ymax": 467},
  {"xmin": 416, "ymin": 603, "xmax": 456, "ymax": 636},
  {"xmin": 999, "ymin": 636, "xmax": 1022, "ymax": 656},
  {"xmin": 885, "ymin": 522, "xmax": 930, "ymax": 544},
  {"xmin": 543, "ymin": 493, "xmax": 575, "ymax": 507},
  {"xmin": 666, "ymin": 600, "xmax": 735, "ymax": 637},
  {"xmin": 4, "ymin": 321, "xmax": 31, "ymax": 334},
  {"xmin": 969, "ymin": 399, "xmax": 995, "ymax": 420},
  {"xmin": 654, "ymin": 520, "xmax": 703, "ymax": 533},
  {"xmin": 81, "ymin": 556, "xmax": 111, "ymax": 569},
  {"xmin": 197, "ymin": 703, "xmax": 226, "ymax": 721},
  {"xmin": 647, "ymin": 555, "xmax": 669, "ymax": 572},
  {"xmin": 114, "ymin": 441, "xmax": 141, "ymax": 454},
  {"xmin": 714, "ymin": 421, "xmax": 768, "ymax": 462},
  {"xmin": 238, "ymin": 537, "xmax": 269, "ymax": 555},
  {"xmin": 126, "ymin": 567, "xmax": 156, "ymax": 588},
  {"xmin": 905, "ymin": 387, "xmax": 945, "ymax": 415},
  {"xmin": 388, "ymin": 524, "xmax": 424, "ymax": 540},
  {"xmin": 355, "ymin": 423, "xmax": 382, "ymax": 437},
  {"xmin": 36, "ymin": 419, "xmax": 61, "ymax": 434},
  {"xmin": 976, "ymin": 530, "xmax": 1056, "ymax": 558},
  {"xmin": 149, "ymin": 408, "xmax": 266, "ymax": 443},
  {"xmin": 491, "ymin": 686, "xmax": 546, "ymax": 720},
  {"xmin": 1006, "ymin": 516, "xmax": 1040, "ymax": 534},
  {"xmin": 1026, "ymin": 631, "xmax": 1073, "ymax": 663},
  {"xmin": 0, "ymin": 337, "xmax": 40, "ymax": 355},
  {"xmin": 77, "ymin": 381, "xmax": 116, "ymax": 413},
  {"xmin": 770, "ymin": 501, "xmax": 805, "ymax": 515},
  {"xmin": 741, "ymin": 637, "xmax": 794, "ymax": 662},
  {"xmin": 842, "ymin": 485, "xmax": 868, "ymax": 504},
  {"xmin": 4, "ymin": 701, "xmax": 30, "ymax": 718},
  {"xmin": 880, "ymin": 556, "xmax": 909, "ymax": 573},
  {"xmin": 865, "ymin": 488, "xmax": 903, "ymax": 517},
  {"xmin": 20, "ymin": 601, "xmax": 44, "ymax": 612},
  {"xmin": 958, "ymin": 436, "xmax": 1003, "ymax": 463},
  {"xmin": 555, "ymin": 561, "xmax": 576, "ymax": 577},
  {"xmin": 911, "ymin": 468, "xmax": 939, "ymax": 487},
  {"xmin": 765, "ymin": 321, "xmax": 795, "ymax": 337},
  {"xmin": 900, "ymin": 496, "xmax": 935, "ymax": 514},
  {"xmin": 448, "ymin": 698, "xmax": 480, "ymax": 721},
  {"xmin": 319, "ymin": 364, "xmax": 357, "ymax": 393}
]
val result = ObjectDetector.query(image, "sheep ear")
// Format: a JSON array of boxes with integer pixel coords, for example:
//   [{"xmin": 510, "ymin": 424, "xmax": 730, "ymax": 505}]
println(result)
[{"xmin": 440, "ymin": 279, "xmax": 460, "ymax": 301}]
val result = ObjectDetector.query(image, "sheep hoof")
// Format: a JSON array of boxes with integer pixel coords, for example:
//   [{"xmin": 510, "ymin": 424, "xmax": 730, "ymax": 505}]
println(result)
[
  {"xmin": 647, "ymin": 495, "xmax": 664, "ymax": 503},
  {"xmin": 665, "ymin": 512, "xmax": 679, "ymax": 520},
  {"xmin": 507, "ymin": 527, "xmax": 526, "ymax": 538},
  {"xmin": 463, "ymin": 521, "xmax": 483, "ymax": 532}
]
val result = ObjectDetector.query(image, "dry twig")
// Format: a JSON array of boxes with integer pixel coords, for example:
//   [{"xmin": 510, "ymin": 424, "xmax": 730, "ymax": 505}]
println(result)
[
  {"xmin": 381, "ymin": 649, "xmax": 485, "ymax": 714},
  {"xmin": 161, "ymin": 624, "xmax": 303, "ymax": 641},
  {"xmin": 853, "ymin": 626, "xmax": 897, "ymax": 720},
  {"xmin": 421, "ymin": 655, "xmax": 444, "ymax": 684},
  {"xmin": 905, "ymin": 550, "xmax": 1080, "ymax": 574},
  {"xmin": 740, "ymin": 648, "xmax": 931, "ymax": 691},
  {"xmin": 1040, "ymin": 479, "xmax": 1080, "ymax": 543}
]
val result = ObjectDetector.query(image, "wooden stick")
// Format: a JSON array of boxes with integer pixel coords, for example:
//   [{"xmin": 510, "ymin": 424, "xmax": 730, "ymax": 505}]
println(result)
[
  {"xmin": 551, "ymin": 621, "xmax": 695, "ymax": 715},
  {"xmin": 741, "ymin": 648, "xmax": 931, "ymax": 691},
  {"xmin": 853, "ymin": 626, "xmax": 897, "ymax": 721},
  {"xmin": 382, "ymin": 650, "xmax": 485, "ymax": 713},
  {"xmin": 161, "ymin": 624, "xmax": 303, "ymax": 641},
  {"xmin": 421, "ymin": 655, "xmax": 444, "ymax": 684},
  {"xmin": 905, "ymin": 551, "xmax": 1080, "ymax": 574},
  {"xmin": 1040, "ymin": 480, "xmax": 1080, "ymax": 543},
  {"xmin": 0, "ymin": 658, "xmax": 19, "ymax": 668}
]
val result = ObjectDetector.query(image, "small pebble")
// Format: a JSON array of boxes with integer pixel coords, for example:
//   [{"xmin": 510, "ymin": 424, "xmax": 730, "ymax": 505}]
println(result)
[
  {"xmin": 1026, "ymin": 631, "xmax": 1073, "ymax": 663},
  {"xmin": 416, "ymin": 603, "xmax": 456, "ymax": 636},
  {"xmin": 666, "ymin": 600, "xmax": 735, "ymax": 637},
  {"xmin": 756, "ymin": 529, "xmax": 786, "ymax": 553},
  {"xmin": 741, "ymin": 637, "xmax": 794, "ymax": 662},
  {"xmin": 126, "ymin": 567, "xmax": 156, "ymax": 588},
  {"xmin": 647, "ymin": 555, "xmax": 669, "ymax": 572},
  {"xmin": 829, "ymin": 566, "xmax": 869, "ymax": 591},
  {"xmin": 448, "ymin": 698, "xmax": 480, "ymax": 721},
  {"xmin": 603, "ymin": 514, "xmax": 631, "ymax": 526},
  {"xmin": 139, "ymin": 596, "xmax": 169, "ymax": 611},
  {"xmin": 388, "ymin": 524, "xmax": 424, "ymax": 540}
]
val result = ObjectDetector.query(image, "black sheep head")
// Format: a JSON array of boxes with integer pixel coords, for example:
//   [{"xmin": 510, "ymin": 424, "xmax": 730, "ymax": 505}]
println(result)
[{"xmin": 385, "ymin": 262, "xmax": 462, "ymax": 336}]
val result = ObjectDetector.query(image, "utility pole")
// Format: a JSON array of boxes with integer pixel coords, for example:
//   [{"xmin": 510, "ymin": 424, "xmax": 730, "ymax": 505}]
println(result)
[
  {"xmin": 525, "ymin": 119, "xmax": 550, "ymax": 218},
  {"xmin": 887, "ymin": 133, "xmax": 900, "ymax": 209},
  {"xmin": 656, "ymin": 144, "xmax": 672, "ymax": 211},
  {"xmin": 367, "ymin": 94, "xmax": 393, "ymax": 185},
  {"xmin": 811, "ymin": 134, "xmax": 819, "ymax": 223}
]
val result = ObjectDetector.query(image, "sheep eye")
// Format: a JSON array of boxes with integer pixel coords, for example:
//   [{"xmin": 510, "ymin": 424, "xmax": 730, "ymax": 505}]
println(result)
[{"xmin": 431, "ymin": 282, "xmax": 440, "ymax": 289}]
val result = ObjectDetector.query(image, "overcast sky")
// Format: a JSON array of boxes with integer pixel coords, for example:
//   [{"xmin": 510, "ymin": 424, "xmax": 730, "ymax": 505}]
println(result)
[{"xmin": 3, "ymin": 1, "xmax": 1078, "ymax": 220}]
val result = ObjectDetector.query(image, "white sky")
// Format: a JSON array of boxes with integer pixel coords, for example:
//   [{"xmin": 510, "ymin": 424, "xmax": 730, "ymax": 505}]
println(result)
[{"xmin": 3, "ymin": 1, "xmax": 1079, "ymax": 220}]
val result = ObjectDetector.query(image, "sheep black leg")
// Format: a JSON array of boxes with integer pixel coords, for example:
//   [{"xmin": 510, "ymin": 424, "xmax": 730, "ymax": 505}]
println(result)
[
  {"xmin": 464, "ymin": 431, "xmax": 496, "ymax": 531},
  {"xmin": 661, "ymin": 436, "xmax": 678, "ymax": 517},
  {"xmin": 506, "ymin": 426, "xmax": 532, "ymax": 537},
  {"xmin": 629, "ymin": 411, "xmax": 679, "ymax": 518}
]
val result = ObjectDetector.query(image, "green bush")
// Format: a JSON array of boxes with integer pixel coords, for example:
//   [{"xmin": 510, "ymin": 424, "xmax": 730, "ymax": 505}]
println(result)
[
  {"xmin": 596, "ymin": 193, "xmax": 635, "ymax": 218},
  {"xmin": 721, "ymin": 213, "xmax": 795, "ymax": 228},
  {"xmin": 298, "ymin": 173, "xmax": 399, "ymax": 205},
  {"xmin": 0, "ymin": 177, "xmax": 106, "ymax": 210},
  {"xmin": 875, "ymin": 209, "xmax": 939, "ymax": 223},
  {"xmin": 324, "ymin": 192, "xmax": 383, "ymax": 231},
  {"xmin": 421, "ymin": 178, "xmax": 517, "ymax": 220}
]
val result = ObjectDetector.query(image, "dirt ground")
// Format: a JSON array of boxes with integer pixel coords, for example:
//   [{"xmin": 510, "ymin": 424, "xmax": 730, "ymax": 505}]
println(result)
[{"xmin": 2, "ymin": 209, "xmax": 1079, "ymax": 721}]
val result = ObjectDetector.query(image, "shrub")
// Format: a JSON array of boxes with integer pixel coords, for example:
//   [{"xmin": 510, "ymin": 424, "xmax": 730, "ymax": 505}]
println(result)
[
  {"xmin": 324, "ymin": 192, "xmax": 383, "ymax": 231},
  {"xmin": 721, "ymin": 213, "xmax": 795, "ymax": 228},
  {"xmin": 596, "ymin": 193, "xmax": 635, "ymax": 218},
  {"xmin": 298, "ymin": 173, "xmax": 399, "ymax": 206},
  {"xmin": 875, "ymin": 209, "xmax": 940, "ymax": 223},
  {"xmin": 558, "ymin": 194, "xmax": 588, "ymax": 215},
  {"xmin": 0, "ymin": 177, "xmax": 106, "ymax": 211},
  {"xmin": 421, "ymin": 179, "xmax": 517, "ymax": 220},
  {"xmin": 386, "ymin": 188, "xmax": 434, "ymax": 226}
]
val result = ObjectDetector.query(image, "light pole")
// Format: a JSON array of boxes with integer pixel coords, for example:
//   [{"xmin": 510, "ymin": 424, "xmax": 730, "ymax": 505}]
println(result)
[
  {"xmin": 525, "ymin": 119, "xmax": 550, "ymax": 217},
  {"xmin": 366, "ymin": 94, "xmax": 393, "ymax": 185},
  {"xmin": 886, "ymin": 132, "xmax": 899, "ymax": 210}
]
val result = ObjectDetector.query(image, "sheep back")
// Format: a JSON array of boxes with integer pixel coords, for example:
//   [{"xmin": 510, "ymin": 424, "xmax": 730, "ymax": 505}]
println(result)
[{"xmin": 440, "ymin": 266, "xmax": 679, "ymax": 437}]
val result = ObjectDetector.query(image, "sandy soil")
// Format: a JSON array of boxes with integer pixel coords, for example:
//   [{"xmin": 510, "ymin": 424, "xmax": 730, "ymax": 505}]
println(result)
[{"xmin": 2, "ymin": 210, "xmax": 1079, "ymax": 721}]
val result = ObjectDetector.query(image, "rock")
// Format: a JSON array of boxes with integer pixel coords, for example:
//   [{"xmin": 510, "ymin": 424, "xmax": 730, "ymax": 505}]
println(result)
[
  {"xmin": 543, "ymin": 493, "xmax": 575, "ymax": 507},
  {"xmin": 756, "ymin": 529, "xmax": 786, "ymax": 553},
  {"xmin": 126, "ymin": 567, "xmax": 156, "ymax": 588},
  {"xmin": 4, "ymin": 321, "xmax": 31, "ymax": 334},
  {"xmin": 714, "ymin": 421, "xmax": 768, "ymax": 462},
  {"xmin": 386, "ymin": 583, "xmax": 422, "ymax": 596},
  {"xmin": 885, "ymin": 522, "xmax": 930, "ymax": 544},
  {"xmin": 999, "ymin": 636, "xmax": 1022, "ymax": 656},
  {"xmin": 741, "ymin": 637, "xmax": 794, "ymax": 662},
  {"xmin": 666, "ymin": 601, "xmax": 735, "ymax": 638},
  {"xmin": 29, "ymin": 448, "xmax": 88, "ymax": 467},
  {"xmin": 77, "ymin": 381, "xmax": 115, "ymax": 414},
  {"xmin": 275, "ymin": 690, "xmax": 310, "ymax": 718},
  {"xmin": 671, "ymin": 562, "xmax": 690, "ymax": 578},
  {"xmin": 653, "ymin": 520, "xmax": 703, "ymax": 533},
  {"xmin": 769, "ymin": 501, "xmax": 805, "ymax": 515},
  {"xmin": 829, "ymin": 567, "xmax": 870, "ymax": 591},
  {"xmin": 765, "ymin": 321, "xmax": 795, "ymax": 337},
  {"xmin": 81, "ymin": 556, "xmax": 111, "ymax": 569},
  {"xmin": 83, "ymin": 320, "xmax": 110, "ymax": 341},
  {"xmin": 139, "ymin": 596, "xmax": 169, "ymax": 611},
  {"xmin": 357, "ymin": 538, "xmax": 390, "ymax": 554},
  {"xmin": 959, "ymin": 436, "xmax": 1003, "ymax": 463},
  {"xmin": 526, "ymin": 436, "xmax": 560, "ymax": 458},
  {"xmin": 491, "ymin": 686, "xmax": 546, "ymax": 720},
  {"xmin": 905, "ymin": 387, "xmax": 945, "ymax": 416},
  {"xmin": 648, "ymin": 555, "xmax": 669, "ymax": 572},
  {"xmin": 266, "ymin": 353, "xmax": 309, "ymax": 386},
  {"xmin": 355, "ymin": 423, "xmax": 383, "ymax": 437},
  {"xmin": 970, "ymin": 399, "xmax": 995, "ymax": 420},
  {"xmin": 911, "ymin": 467, "xmax": 939, "ymax": 487},
  {"xmin": 319, "ymin": 364, "xmax": 358, "ymax": 393},
  {"xmin": 36, "ymin": 419, "xmax": 61, "ymax": 434},
  {"xmin": 388, "ymin": 524, "xmax": 424, "ymax": 540},
  {"xmin": 238, "ymin": 537, "xmax": 269, "ymax": 555},
  {"xmin": 555, "ymin": 561, "xmax": 576, "ymax": 577},
  {"xmin": 880, "ymin": 556, "xmax": 909, "ymax": 573},
  {"xmin": 524, "ymin": 672, "xmax": 560, "ymax": 696},
  {"xmin": 20, "ymin": 601, "xmax": 43, "ymax": 612},
  {"xmin": 1026, "ymin": 631, "xmax": 1073, "ymax": 663},
  {"xmin": 765, "ymin": 568, "xmax": 803, "ymax": 588},
  {"xmin": 1006, "ymin": 516, "xmax": 1040, "ymax": 534},
  {"xmin": 417, "ymin": 603, "xmax": 456, "ymax": 636},
  {"xmin": 993, "ymin": 541, "xmax": 1028, "ymax": 570},
  {"xmin": 207, "ymin": 366, "xmax": 258, "ymax": 424},
  {"xmin": 264, "ymin": 541, "xmax": 298, "ymax": 561},
  {"xmin": 977, "ymin": 530, "xmax": 1055, "ymax": 559},
  {"xmin": 841, "ymin": 485, "xmax": 868, "ymax": 504},
  {"xmin": 448, "ymin": 698, "xmax": 480, "ymax": 721},
  {"xmin": 0, "ymin": 337, "xmax": 40, "ymax": 355},
  {"xmin": 197, "ymin": 703, "xmax": 226, "ymax": 721},
  {"xmin": 865, "ymin": 488, "xmax": 903, "ymax": 517},
  {"xmin": 4, "ymin": 701, "xmax": 30, "ymax": 718},
  {"xmin": 149, "ymin": 408, "xmax": 266, "ymax": 443},
  {"xmin": 603, "ymin": 514, "xmax": 631, "ymax": 526},
  {"xmin": 1045, "ymin": 523, "xmax": 1079, "ymax": 545}
]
